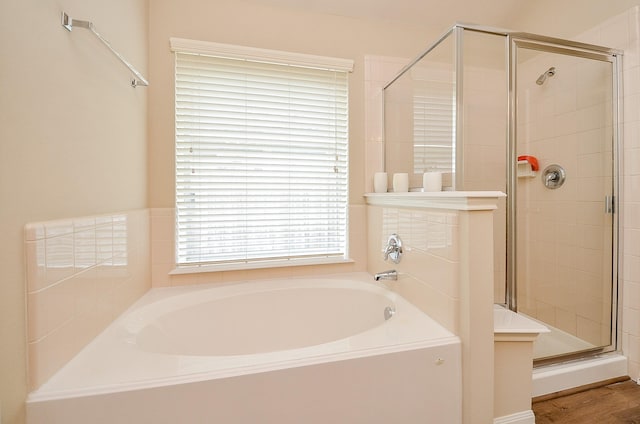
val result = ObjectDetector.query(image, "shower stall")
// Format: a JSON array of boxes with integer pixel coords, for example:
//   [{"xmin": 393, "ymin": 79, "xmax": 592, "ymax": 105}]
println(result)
[{"xmin": 383, "ymin": 24, "xmax": 622, "ymax": 365}]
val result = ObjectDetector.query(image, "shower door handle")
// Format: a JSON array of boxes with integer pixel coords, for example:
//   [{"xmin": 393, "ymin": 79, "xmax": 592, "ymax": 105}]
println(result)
[{"xmin": 605, "ymin": 195, "xmax": 615, "ymax": 214}]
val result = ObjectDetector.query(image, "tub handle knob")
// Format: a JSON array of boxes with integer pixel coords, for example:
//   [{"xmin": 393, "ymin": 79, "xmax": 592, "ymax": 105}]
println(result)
[{"xmin": 384, "ymin": 306, "xmax": 396, "ymax": 321}]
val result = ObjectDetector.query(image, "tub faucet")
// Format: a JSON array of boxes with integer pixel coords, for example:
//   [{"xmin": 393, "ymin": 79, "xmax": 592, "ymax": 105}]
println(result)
[{"xmin": 374, "ymin": 270, "xmax": 398, "ymax": 281}]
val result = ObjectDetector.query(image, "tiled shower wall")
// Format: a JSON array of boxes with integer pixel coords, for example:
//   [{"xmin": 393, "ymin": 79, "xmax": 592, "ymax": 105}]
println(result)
[
  {"xmin": 579, "ymin": 5, "xmax": 640, "ymax": 382},
  {"xmin": 25, "ymin": 209, "xmax": 150, "ymax": 390},
  {"xmin": 501, "ymin": 5, "xmax": 640, "ymax": 379},
  {"xmin": 515, "ymin": 43, "xmax": 614, "ymax": 346}
]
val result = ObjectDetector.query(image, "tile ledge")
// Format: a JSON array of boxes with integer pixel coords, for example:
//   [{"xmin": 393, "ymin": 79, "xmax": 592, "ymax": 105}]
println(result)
[{"xmin": 364, "ymin": 191, "xmax": 506, "ymax": 211}]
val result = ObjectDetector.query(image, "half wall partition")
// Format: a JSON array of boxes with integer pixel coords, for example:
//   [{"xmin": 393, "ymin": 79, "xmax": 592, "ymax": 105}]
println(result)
[{"xmin": 383, "ymin": 24, "xmax": 622, "ymax": 364}]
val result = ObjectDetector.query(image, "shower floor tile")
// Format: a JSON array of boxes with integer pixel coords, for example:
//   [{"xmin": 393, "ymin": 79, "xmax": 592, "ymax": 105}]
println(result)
[{"xmin": 519, "ymin": 313, "xmax": 596, "ymax": 360}]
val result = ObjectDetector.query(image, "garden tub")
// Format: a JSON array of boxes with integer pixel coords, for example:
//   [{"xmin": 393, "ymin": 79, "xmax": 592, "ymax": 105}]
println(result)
[{"xmin": 27, "ymin": 272, "xmax": 461, "ymax": 423}]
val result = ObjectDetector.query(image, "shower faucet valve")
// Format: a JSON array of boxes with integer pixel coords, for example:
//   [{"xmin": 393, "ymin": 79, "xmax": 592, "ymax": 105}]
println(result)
[{"xmin": 383, "ymin": 234, "xmax": 403, "ymax": 264}]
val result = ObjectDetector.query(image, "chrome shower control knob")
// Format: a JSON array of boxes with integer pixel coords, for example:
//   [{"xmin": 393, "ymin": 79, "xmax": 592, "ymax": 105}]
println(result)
[{"xmin": 542, "ymin": 164, "xmax": 566, "ymax": 189}]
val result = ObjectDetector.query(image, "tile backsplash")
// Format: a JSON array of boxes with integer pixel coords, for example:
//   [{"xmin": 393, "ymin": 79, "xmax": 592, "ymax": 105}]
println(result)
[
  {"xmin": 368, "ymin": 206, "xmax": 461, "ymax": 333},
  {"xmin": 25, "ymin": 209, "xmax": 150, "ymax": 390}
]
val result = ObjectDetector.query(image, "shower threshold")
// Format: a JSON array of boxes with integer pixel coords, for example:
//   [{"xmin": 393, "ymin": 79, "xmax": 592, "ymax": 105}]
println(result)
[{"xmin": 532, "ymin": 353, "xmax": 628, "ymax": 397}]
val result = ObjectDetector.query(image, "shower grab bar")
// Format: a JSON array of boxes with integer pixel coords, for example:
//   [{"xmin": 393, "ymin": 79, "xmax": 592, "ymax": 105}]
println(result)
[{"xmin": 61, "ymin": 12, "xmax": 149, "ymax": 87}]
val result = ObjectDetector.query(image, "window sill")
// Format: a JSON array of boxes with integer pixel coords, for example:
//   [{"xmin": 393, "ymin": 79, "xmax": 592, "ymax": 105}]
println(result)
[{"xmin": 170, "ymin": 256, "xmax": 355, "ymax": 275}]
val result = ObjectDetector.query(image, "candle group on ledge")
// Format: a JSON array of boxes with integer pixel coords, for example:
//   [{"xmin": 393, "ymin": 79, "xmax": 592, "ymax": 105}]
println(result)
[{"xmin": 373, "ymin": 172, "xmax": 442, "ymax": 193}]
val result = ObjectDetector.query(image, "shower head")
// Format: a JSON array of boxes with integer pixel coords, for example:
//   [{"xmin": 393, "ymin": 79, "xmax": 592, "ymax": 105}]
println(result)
[{"xmin": 536, "ymin": 67, "xmax": 556, "ymax": 85}]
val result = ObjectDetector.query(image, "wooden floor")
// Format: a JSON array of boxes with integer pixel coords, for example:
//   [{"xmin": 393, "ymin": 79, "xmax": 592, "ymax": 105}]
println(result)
[{"xmin": 533, "ymin": 379, "xmax": 640, "ymax": 423}]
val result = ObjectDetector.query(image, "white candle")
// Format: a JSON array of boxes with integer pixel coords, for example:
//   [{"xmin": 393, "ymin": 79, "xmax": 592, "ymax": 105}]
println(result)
[
  {"xmin": 423, "ymin": 172, "xmax": 442, "ymax": 192},
  {"xmin": 392, "ymin": 173, "xmax": 409, "ymax": 193},
  {"xmin": 373, "ymin": 172, "xmax": 388, "ymax": 193}
]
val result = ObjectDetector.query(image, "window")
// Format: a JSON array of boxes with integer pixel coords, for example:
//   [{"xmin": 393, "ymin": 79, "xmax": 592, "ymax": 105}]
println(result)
[{"xmin": 171, "ymin": 39, "xmax": 353, "ymax": 269}]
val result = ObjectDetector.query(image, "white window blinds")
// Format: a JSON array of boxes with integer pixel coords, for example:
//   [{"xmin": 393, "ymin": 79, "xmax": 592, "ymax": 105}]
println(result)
[
  {"xmin": 174, "ymin": 47, "xmax": 350, "ymax": 267},
  {"xmin": 413, "ymin": 81, "xmax": 456, "ymax": 174}
]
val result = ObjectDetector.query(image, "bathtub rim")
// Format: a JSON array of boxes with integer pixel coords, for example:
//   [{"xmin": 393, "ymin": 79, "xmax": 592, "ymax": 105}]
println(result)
[{"xmin": 28, "ymin": 337, "xmax": 461, "ymax": 403}]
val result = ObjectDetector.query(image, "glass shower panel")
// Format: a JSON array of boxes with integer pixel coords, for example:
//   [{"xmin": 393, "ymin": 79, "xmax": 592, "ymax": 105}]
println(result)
[
  {"xmin": 459, "ymin": 30, "xmax": 508, "ymax": 304},
  {"xmin": 384, "ymin": 31, "xmax": 456, "ymax": 191},
  {"xmin": 514, "ymin": 44, "xmax": 615, "ymax": 361}
]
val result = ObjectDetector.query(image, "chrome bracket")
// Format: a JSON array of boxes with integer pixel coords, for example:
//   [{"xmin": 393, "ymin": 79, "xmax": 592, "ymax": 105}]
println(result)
[{"xmin": 62, "ymin": 12, "xmax": 73, "ymax": 31}]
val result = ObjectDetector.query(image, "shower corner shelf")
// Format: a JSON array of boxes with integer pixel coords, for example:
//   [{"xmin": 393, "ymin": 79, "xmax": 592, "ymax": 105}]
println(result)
[{"xmin": 517, "ymin": 160, "xmax": 537, "ymax": 178}]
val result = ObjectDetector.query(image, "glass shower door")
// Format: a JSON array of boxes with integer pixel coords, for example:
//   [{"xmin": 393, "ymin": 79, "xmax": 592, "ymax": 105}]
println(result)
[{"xmin": 513, "ymin": 40, "xmax": 617, "ymax": 362}]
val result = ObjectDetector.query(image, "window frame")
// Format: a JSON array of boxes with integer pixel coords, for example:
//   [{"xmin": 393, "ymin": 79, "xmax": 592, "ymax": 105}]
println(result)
[{"xmin": 170, "ymin": 38, "xmax": 354, "ymax": 273}]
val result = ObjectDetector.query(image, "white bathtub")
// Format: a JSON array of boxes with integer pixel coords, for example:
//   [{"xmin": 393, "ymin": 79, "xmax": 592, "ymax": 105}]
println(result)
[{"xmin": 27, "ymin": 272, "xmax": 461, "ymax": 424}]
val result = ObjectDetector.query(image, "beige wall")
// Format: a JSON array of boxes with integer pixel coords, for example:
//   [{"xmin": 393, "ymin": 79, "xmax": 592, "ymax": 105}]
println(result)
[
  {"xmin": 0, "ymin": 0, "xmax": 148, "ymax": 422},
  {"xmin": 510, "ymin": 0, "xmax": 640, "ymax": 39}
]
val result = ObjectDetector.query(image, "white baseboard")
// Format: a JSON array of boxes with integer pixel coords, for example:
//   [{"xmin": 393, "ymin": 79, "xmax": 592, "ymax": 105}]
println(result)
[{"xmin": 494, "ymin": 410, "xmax": 535, "ymax": 424}]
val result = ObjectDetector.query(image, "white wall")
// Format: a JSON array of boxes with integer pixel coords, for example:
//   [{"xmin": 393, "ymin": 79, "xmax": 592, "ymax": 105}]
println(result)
[
  {"xmin": 0, "ymin": 0, "xmax": 148, "ymax": 422},
  {"xmin": 509, "ymin": 0, "xmax": 640, "ymax": 39}
]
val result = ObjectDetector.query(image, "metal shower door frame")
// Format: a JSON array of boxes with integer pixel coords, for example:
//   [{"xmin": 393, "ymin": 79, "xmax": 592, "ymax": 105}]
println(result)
[{"xmin": 506, "ymin": 34, "xmax": 623, "ymax": 361}]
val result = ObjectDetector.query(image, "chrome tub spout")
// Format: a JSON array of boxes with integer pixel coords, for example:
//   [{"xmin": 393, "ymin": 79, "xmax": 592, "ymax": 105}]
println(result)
[{"xmin": 374, "ymin": 270, "xmax": 398, "ymax": 281}]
